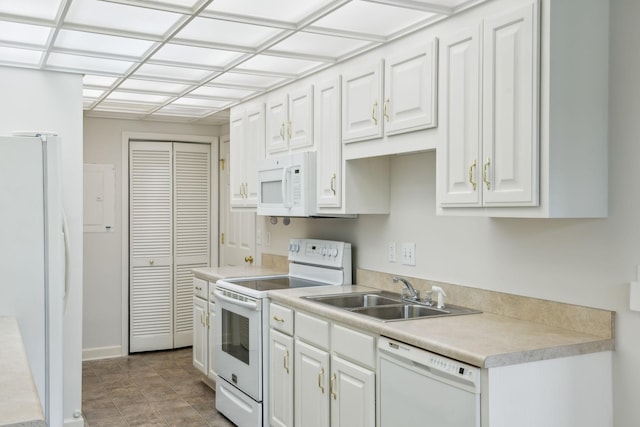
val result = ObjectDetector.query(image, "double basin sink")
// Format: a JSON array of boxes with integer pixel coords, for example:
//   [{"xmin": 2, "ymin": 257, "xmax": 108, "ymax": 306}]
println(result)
[{"xmin": 304, "ymin": 291, "xmax": 480, "ymax": 322}]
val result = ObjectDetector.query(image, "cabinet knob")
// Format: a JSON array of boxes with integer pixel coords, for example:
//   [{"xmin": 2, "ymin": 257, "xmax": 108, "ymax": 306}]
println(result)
[
  {"xmin": 149, "ymin": 260, "xmax": 154, "ymax": 266},
  {"xmin": 330, "ymin": 173, "xmax": 336, "ymax": 195},
  {"xmin": 383, "ymin": 97, "xmax": 390, "ymax": 122},
  {"xmin": 244, "ymin": 255, "xmax": 254, "ymax": 264},
  {"xmin": 273, "ymin": 315, "xmax": 285, "ymax": 323},
  {"xmin": 371, "ymin": 101, "xmax": 378, "ymax": 125}
]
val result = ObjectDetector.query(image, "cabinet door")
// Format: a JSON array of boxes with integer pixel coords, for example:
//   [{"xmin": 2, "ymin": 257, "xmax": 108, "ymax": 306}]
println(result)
[
  {"xmin": 482, "ymin": 2, "xmax": 539, "ymax": 206},
  {"xmin": 384, "ymin": 40, "xmax": 438, "ymax": 136},
  {"xmin": 330, "ymin": 355, "xmax": 375, "ymax": 427},
  {"xmin": 244, "ymin": 104, "xmax": 265, "ymax": 205},
  {"xmin": 229, "ymin": 110, "xmax": 246, "ymax": 206},
  {"xmin": 270, "ymin": 329, "xmax": 294, "ymax": 427},
  {"xmin": 342, "ymin": 61, "xmax": 384, "ymax": 143},
  {"xmin": 316, "ymin": 77, "xmax": 342, "ymax": 208},
  {"xmin": 192, "ymin": 297, "xmax": 207, "ymax": 374},
  {"xmin": 295, "ymin": 339, "xmax": 330, "ymax": 427},
  {"xmin": 289, "ymin": 86, "xmax": 314, "ymax": 151},
  {"xmin": 438, "ymin": 25, "xmax": 482, "ymax": 207},
  {"xmin": 207, "ymin": 301, "xmax": 216, "ymax": 379},
  {"xmin": 266, "ymin": 95, "xmax": 289, "ymax": 155}
]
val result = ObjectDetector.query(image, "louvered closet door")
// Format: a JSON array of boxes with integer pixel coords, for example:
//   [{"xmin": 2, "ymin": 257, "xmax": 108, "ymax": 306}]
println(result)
[
  {"xmin": 129, "ymin": 141, "xmax": 173, "ymax": 352},
  {"xmin": 173, "ymin": 142, "xmax": 210, "ymax": 348}
]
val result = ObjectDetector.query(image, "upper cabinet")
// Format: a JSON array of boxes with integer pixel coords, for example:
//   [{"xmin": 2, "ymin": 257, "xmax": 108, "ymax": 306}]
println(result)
[
  {"xmin": 342, "ymin": 62, "xmax": 384, "ymax": 144},
  {"xmin": 438, "ymin": 3, "xmax": 538, "ymax": 208},
  {"xmin": 316, "ymin": 76, "xmax": 342, "ymax": 209},
  {"xmin": 384, "ymin": 40, "xmax": 438, "ymax": 136},
  {"xmin": 230, "ymin": 104, "xmax": 264, "ymax": 209},
  {"xmin": 437, "ymin": 0, "xmax": 608, "ymax": 218},
  {"xmin": 266, "ymin": 86, "xmax": 314, "ymax": 156}
]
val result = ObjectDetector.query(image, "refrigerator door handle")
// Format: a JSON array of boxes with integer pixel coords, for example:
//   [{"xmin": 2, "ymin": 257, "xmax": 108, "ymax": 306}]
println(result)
[{"xmin": 62, "ymin": 210, "xmax": 70, "ymax": 313}]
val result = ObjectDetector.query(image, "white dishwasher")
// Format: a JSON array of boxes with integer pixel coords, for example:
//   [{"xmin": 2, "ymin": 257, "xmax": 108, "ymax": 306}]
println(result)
[{"xmin": 378, "ymin": 337, "xmax": 481, "ymax": 427}]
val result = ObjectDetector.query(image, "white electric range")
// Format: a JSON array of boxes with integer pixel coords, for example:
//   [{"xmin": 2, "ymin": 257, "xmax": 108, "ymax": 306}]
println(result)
[{"xmin": 214, "ymin": 239, "xmax": 352, "ymax": 427}]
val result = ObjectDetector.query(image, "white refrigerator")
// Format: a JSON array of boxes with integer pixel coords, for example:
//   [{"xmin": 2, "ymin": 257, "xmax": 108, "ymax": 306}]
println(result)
[{"xmin": 0, "ymin": 134, "xmax": 67, "ymax": 426}]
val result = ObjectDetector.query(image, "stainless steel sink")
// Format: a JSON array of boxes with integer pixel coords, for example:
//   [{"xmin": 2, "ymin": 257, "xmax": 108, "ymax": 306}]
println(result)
[
  {"xmin": 303, "ymin": 291, "xmax": 481, "ymax": 322},
  {"xmin": 305, "ymin": 292, "xmax": 400, "ymax": 309}
]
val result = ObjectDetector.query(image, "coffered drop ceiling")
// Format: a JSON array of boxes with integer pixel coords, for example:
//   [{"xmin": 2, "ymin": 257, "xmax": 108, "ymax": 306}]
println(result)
[{"xmin": 0, "ymin": 0, "xmax": 483, "ymax": 125}]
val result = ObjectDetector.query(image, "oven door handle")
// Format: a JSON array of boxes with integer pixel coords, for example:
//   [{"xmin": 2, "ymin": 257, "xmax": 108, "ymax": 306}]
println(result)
[{"xmin": 214, "ymin": 290, "xmax": 260, "ymax": 311}]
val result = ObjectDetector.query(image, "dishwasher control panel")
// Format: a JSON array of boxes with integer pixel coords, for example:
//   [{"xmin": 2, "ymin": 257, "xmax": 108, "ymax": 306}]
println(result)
[{"xmin": 379, "ymin": 337, "xmax": 480, "ymax": 392}]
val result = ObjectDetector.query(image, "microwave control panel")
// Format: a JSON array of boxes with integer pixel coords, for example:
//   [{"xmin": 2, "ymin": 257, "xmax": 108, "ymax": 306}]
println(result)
[{"xmin": 291, "ymin": 167, "xmax": 301, "ymax": 206}]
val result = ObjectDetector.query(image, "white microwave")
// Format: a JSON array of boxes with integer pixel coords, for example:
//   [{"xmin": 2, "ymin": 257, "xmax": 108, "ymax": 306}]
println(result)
[{"xmin": 257, "ymin": 151, "xmax": 317, "ymax": 217}]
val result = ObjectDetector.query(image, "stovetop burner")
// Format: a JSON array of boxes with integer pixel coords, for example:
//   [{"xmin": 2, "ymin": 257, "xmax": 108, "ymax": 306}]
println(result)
[{"xmin": 223, "ymin": 276, "xmax": 330, "ymax": 292}]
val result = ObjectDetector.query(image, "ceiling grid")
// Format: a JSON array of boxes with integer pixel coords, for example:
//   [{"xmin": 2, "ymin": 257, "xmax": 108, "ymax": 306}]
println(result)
[{"xmin": 0, "ymin": 0, "xmax": 480, "ymax": 124}]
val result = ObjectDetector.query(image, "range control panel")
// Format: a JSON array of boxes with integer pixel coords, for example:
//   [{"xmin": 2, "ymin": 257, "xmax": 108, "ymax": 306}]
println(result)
[{"xmin": 288, "ymin": 239, "xmax": 352, "ymax": 269}]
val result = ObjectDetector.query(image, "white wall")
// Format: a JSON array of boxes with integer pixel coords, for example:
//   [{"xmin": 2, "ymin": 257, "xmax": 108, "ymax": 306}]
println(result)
[
  {"xmin": 256, "ymin": 1, "xmax": 640, "ymax": 425},
  {"xmin": 82, "ymin": 117, "xmax": 220, "ymax": 358},
  {"xmin": 0, "ymin": 66, "xmax": 84, "ymax": 425}
]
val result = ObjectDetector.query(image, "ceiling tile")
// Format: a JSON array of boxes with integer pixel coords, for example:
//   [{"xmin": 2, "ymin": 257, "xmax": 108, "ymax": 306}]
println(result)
[
  {"xmin": 204, "ymin": 0, "xmax": 335, "ymax": 24},
  {"xmin": 172, "ymin": 97, "xmax": 232, "ymax": 109},
  {"xmin": 133, "ymin": 63, "xmax": 213, "ymax": 82},
  {"xmin": 83, "ymin": 88, "xmax": 105, "ymax": 99},
  {"xmin": 155, "ymin": 104, "xmax": 215, "ymax": 116},
  {"xmin": 0, "ymin": 22, "xmax": 52, "ymax": 46},
  {"xmin": 267, "ymin": 31, "xmax": 372, "ymax": 59},
  {"xmin": 175, "ymin": 17, "xmax": 282, "ymax": 48},
  {"xmin": 46, "ymin": 52, "xmax": 134, "ymax": 74},
  {"xmin": 0, "ymin": 46, "xmax": 43, "ymax": 65},
  {"xmin": 106, "ymin": 91, "xmax": 170, "ymax": 104},
  {"xmin": 311, "ymin": 0, "xmax": 436, "ymax": 37},
  {"xmin": 236, "ymin": 54, "xmax": 322, "ymax": 76},
  {"xmin": 118, "ymin": 78, "xmax": 189, "ymax": 94},
  {"xmin": 0, "ymin": 0, "xmax": 62, "ymax": 21},
  {"xmin": 65, "ymin": 0, "xmax": 184, "ymax": 36},
  {"xmin": 150, "ymin": 43, "xmax": 243, "ymax": 68},
  {"xmin": 92, "ymin": 100, "xmax": 157, "ymax": 113},
  {"xmin": 83, "ymin": 75, "xmax": 119, "ymax": 87},
  {"xmin": 54, "ymin": 29, "xmax": 156, "ymax": 59},
  {"xmin": 190, "ymin": 85, "xmax": 255, "ymax": 99},
  {"xmin": 209, "ymin": 72, "xmax": 286, "ymax": 89}
]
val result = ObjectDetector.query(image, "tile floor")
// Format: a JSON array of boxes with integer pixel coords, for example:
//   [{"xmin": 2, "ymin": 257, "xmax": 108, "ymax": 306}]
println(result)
[{"xmin": 82, "ymin": 347, "xmax": 235, "ymax": 427}]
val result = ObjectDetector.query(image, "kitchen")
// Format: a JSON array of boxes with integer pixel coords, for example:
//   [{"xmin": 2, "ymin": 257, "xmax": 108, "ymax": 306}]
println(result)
[{"xmin": 0, "ymin": 0, "xmax": 639, "ymax": 426}]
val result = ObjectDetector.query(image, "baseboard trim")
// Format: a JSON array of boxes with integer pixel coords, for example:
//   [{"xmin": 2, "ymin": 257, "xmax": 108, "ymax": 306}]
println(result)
[
  {"xmin": 64, "ymin": 416, "xmax": 85, "ymax": 427},
  {"xmin": 82, "ymin": 345, "xmax": 123, "ymax": 361}
]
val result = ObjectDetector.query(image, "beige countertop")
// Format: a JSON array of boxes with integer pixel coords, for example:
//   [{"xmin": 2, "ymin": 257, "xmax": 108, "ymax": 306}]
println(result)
[
  {"xmin": 0, "ymin": 317, "xmax": 45, "ymax": 427},
  {"xmin": 193, "ymin": 265, "xmax": 287, "ymax": 282},
  {"xmin": 268, "ymin": 285, "xmax": 614, "ymax": 368}
]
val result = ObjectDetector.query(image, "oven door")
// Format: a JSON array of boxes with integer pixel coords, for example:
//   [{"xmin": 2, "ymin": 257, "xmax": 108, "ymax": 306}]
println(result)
[{"xmin": 214, "ymin": 288, "xmax": 263, "ymax": 401}]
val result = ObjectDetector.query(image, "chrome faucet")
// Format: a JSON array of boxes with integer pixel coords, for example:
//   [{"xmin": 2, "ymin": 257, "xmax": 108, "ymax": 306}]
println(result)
[{"xmin": 393, "ymin": 276, "xmax": 419, "ymax": 301}]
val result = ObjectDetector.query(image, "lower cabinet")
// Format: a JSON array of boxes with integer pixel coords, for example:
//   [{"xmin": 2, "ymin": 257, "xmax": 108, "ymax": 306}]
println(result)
[
  {"xmin": 192, "ymin": 278, "xmax": 216, "ymax": 383},
  {"xmin": 270, "ymin": 329, "xmax": 294, "ymax": 427},
  {"xmin": 269, "ymin": 303, "xmax": 376, "ymax": 427}
]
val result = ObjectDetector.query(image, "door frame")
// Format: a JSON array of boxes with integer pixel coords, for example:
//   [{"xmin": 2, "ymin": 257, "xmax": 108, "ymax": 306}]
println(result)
[{"xmin": 120, "ymin": 131, "xmax": 218, "ymax": 356}]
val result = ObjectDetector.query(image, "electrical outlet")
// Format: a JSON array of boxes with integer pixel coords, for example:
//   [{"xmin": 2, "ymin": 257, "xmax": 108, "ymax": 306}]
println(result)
[
  {"xmin": 388, "ymin": 241, "xmax": 396, "ymax": 262},
  {"xmin": 256, "ymin": 229, "xmax": 262, "ymax": 245},
  {"xmin": 402, "ymin": 242, "xmax": 416, "ymax": 266}
]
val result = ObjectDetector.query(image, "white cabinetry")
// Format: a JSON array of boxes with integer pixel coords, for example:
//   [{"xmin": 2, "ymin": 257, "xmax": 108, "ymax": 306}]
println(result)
[
  {"xmin": 193, "ymin": 278, "xmax": 216, "ymax": 382},
  {"xmin": 437, "ymin": 0, "xmax": 608, "ymax": 217},
  {"xmin": 269, "ymin": 303, "xmax": 295, "ymax": 427},
  {"xmin": 342, "ymin": 62, "xmax": 384, "ymax": 144},
  {"xmin": 230, "ymin": 104, "xmax": 264, "ymax": 208},
  {"xmin": 192, "ymin": 277, "xmax": 208, "ymax": 374},
  {"xmin": 292, "ymin": 309, "xmax": 376, "ymax": 427},
  {"xmin": 439, "ymin": 3, "xmax": 538, "ymax": 208},
  {"xmin": 266, "ymin": 86, "xmax": 314, "ymax": 155},
  {"xmin": 384, "ymin": 40, "xmax": 438, "ymax": 136},
  {"xmin": 316, "ymin": 77, "xmax": 342, "ymax": 209}
]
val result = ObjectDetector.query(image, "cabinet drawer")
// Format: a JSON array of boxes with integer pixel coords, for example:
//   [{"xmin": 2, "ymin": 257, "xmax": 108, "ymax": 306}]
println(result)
[
  {"xmin": 332, "ymin": 323, "xmax": 376, "ymax": 369},
  {"xmin": 270, "ymin": 303, "xmax": 294, "ymax": 335},
  {"xmin": 193, "ymin": 277, "xmax": 207, "ymax": 299},
  {"xmin": 295, "ymin": 311, "xmax": 329, "ymax": 350}
]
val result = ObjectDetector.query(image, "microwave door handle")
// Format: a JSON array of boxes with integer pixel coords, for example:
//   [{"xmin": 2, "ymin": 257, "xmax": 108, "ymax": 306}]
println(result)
[{"xmin": 282, "ymin": 166, "xmax": 292, "ymax": 208}]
